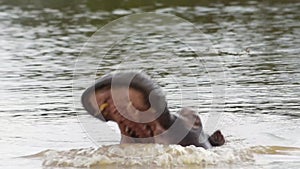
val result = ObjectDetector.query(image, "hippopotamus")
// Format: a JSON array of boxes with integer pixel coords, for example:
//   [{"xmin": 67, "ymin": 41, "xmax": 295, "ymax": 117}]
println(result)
[{"xmin": 81, "ymin": 72, "xmax": 225, "ymax": 149}]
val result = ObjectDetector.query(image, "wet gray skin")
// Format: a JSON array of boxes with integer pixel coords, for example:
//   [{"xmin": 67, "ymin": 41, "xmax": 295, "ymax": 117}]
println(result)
[{"xmin": 81, "ymin": 72, "xmax": 225, "ymax": 149}]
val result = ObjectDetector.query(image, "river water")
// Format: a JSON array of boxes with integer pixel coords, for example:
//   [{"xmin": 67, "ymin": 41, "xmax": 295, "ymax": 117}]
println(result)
[{"xmin": 0, "ymin": 0, "xmax": 299, "ymax": 168}]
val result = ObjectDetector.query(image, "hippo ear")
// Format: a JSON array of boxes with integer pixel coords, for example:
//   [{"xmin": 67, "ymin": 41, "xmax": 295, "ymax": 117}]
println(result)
[{"xmin": 178, "ymin": 107, "xmax": 202, "ymax": 130}]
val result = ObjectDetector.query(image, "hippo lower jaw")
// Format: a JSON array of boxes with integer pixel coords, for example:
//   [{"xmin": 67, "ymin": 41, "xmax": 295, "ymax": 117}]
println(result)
[{"xmin": 81, "ymin": 72, "xmax": 225, "ymax": 148}]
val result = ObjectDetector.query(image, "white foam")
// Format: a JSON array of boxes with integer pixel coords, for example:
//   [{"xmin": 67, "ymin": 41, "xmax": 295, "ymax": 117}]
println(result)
[{"xmin": 40, "ymin": 144, "xmax": 254, "ymax": 168}]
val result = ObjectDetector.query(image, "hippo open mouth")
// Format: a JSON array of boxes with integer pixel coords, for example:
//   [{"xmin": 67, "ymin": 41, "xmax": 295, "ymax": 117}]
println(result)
[
  {"xmin": 92, "ymin": 86, "xmax": 164, "ymax": 142},
  {"xmin": 81, "ymin": 72, "xmax": 225, "ymax": 148}
]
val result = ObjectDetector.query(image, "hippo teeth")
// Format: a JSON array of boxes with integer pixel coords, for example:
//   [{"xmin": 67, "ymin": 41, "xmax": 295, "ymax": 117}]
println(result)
[
  {"xmin": 129, "ymin": 130, "xmax": 134, "ymax": 136},
  {"xmin": 108, "ymin": 103, "xmax": 155, "ymax": 138},
  {"xmin": 125, "ymin": 126, "xmax": 129, "ymax": 133},
  {"xmin": 126, "ymin": 126, "xmax": 135, "ymax": 137}
]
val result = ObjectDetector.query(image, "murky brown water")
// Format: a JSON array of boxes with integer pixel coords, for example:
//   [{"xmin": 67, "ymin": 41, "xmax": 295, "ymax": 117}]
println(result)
[{"xmin": 0, "ymin": 0, "xmax": 299, "ymax": 168}]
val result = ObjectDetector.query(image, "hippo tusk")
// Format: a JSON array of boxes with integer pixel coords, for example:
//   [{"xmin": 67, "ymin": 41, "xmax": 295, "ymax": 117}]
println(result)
[{"xmin": 99, "ymin": 103, "xmax": 109, "ymax": 111}]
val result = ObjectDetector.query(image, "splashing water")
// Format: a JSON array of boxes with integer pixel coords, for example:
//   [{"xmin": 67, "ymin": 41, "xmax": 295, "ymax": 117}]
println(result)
[
  {"xmin": 30, "ymin": 144, "xmax": 256, "ymax": 168},
  {"xmin": 23, "ymin": 144, "xmax": 299, "ymax": 169}
]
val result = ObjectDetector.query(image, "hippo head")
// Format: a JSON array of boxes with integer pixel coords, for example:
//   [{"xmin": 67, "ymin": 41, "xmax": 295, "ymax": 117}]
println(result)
[{"xmin": 81, "ymin": 72, "xmax": 224, "ymax": 148}]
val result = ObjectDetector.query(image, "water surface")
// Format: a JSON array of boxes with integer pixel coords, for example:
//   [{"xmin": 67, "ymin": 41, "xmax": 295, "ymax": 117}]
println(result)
[{"xmin": 0, "ymin": 0, "xmax": 299, "ymax": 168}]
